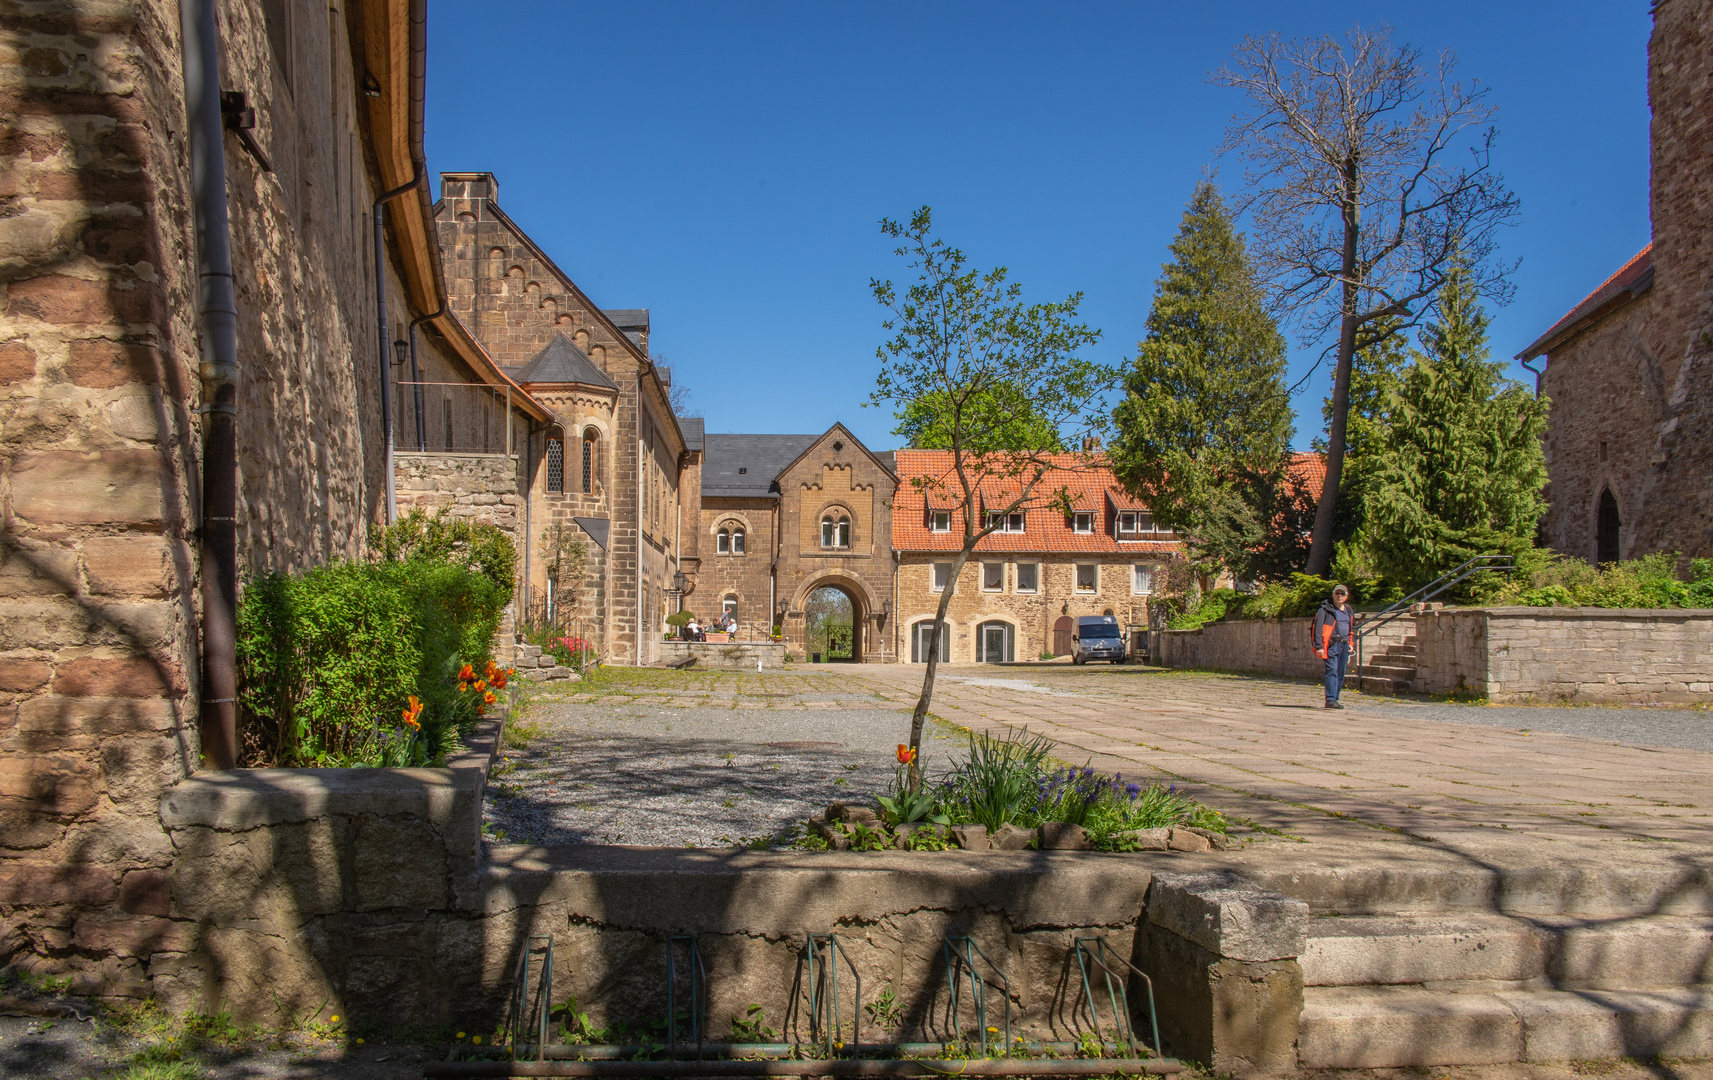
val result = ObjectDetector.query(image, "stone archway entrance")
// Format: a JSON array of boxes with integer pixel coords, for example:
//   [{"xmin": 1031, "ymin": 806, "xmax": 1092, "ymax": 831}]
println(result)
[{"xmin": 805, "ymin": 583, "xmax": 862, "ymax": 663}]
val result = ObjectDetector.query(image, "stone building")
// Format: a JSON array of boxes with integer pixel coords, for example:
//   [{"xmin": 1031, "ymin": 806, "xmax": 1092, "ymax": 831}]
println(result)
[
  {"xmin": 435, "ymin": 173, "xmax": 695, "ymax": 665},
  {"xmin": 692, "ymin": 424, "xmax": 898, "ymax": 661},
  {"xmin": 890, "ymin": 452, "xmax": 1185, "ymax": 663},
  {"xmin": 1517, "ymin": 1, "xmax": 1713, "ymax": 565},
  {"xmin": 0, "ymin": 0, "xmax": 549, "ymax": 996}
]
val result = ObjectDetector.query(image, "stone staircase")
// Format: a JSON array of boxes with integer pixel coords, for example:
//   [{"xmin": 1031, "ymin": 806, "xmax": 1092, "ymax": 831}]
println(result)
[
  {"xmin": 510, "ymin": 642, "xmax": 577, "ymax": 681},
  {"xmin": 1292, "ymin": 882, "xmax": 1713, "ymax": 1067},
  {"xmin": 1352, "ymin": 633, "xmax": 1419, "ymax": 695}
]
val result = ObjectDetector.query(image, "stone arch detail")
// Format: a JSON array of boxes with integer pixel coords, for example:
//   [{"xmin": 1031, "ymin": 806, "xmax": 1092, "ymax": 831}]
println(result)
[
  {"xmin": 709, "ymin": 511, "xmax": 757, "ymax": 537},
  {"xmin": 789, "ymin": 571, "xmax": 882, "ymax": 620}
]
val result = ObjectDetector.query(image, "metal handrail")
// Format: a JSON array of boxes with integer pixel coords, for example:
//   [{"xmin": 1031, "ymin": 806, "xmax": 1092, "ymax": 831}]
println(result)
[{"xmin": 1351, "ymin": 555, "xmax": 1514, "ymax": 673}]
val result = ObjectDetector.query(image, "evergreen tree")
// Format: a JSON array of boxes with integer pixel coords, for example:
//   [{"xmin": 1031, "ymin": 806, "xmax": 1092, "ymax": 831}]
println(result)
[
  {"xmin": 1111, "ymin": 181, "xmax": 1295, "ymax": 581},
  {"xmin": 1360, "ymin": 259, "xmax": 1549, "ymax": 589}
]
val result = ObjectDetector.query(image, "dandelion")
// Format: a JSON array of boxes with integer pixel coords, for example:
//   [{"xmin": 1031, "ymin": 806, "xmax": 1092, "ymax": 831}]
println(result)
[
  {"xmin": 330, "ymin": 1015, "xmax": 340, "ymax": 1023},
  {"xmin": 457, "ymin": 1032, "xmax": 466, "ymax": 1040},
  {"xmin": 472, "ymin": 1035, "xmax": 482, "ymax": 1045},
  {"xmin": 987, "ymin": 1026, "xmax": 998, "ymax": 1033},
  {"xmin": 356, "ymin": 1038, "xmax": 365, "ymax": 1045}
]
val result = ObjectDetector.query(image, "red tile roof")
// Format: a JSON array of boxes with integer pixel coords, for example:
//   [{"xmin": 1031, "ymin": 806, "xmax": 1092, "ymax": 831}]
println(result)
[
  {"xmin": 892, "ymin": 450, "xmax": 1187, "ymax": 555},
  {"xmin": 1287, "ymin": 451, "xmax": 1327, "ymax": 502},
  {"xmin": 1515, "ymin": 244, "xmax": 1654, "ymax": 361}
]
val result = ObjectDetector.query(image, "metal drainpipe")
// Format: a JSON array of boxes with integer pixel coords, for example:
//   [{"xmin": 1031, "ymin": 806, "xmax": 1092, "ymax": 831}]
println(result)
[
  {"xmin": 373, "ymin": 172, "xmax": 422, "ymax": 525},
  {"xmin": 522, "ymin": 419, "xmax": 533, "ymax": 626},
  {"xmin": 636, "ymin": 375, "xmax": 645, "ymax": 667},
  {"xmin": 181, "ymin": 0, "xmax": 239, "ymax": 769},
  {"xmin": 406, "ymin": 307, "xmax": 441, "ymax": 451},
  {"xmin": 1520, "ymin": 354, "xmax": 1544, "ymax": 396}
]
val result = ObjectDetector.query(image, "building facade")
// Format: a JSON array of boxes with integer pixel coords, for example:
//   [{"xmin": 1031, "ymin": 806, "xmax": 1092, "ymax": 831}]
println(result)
[
  {"xmin": 889, "ymin": 452, "xmax": 1184, "ymax": 663},
  {"xmin": 1518, "ymin": 0, "xmax": 1713, "ymax": 565}
]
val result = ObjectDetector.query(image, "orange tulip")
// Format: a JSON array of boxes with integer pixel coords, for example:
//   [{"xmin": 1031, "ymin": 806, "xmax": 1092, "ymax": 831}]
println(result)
[
  {"xmin": 896, "ymin": 744, "xmax": 917, "ymax": 765},
  {"xmin": 483, "ymin": 690, "xmax": 496, "ymax": 705},
  {"xmin": 457, "ymin": 681, "xmax": 469, "ymax": 693},
  {"xmin": 458, "ymin": 663, "xmax": 476, "ymax": 682},
  {"xmin": 473, "ymin": 679, "xmax": 486, "ymax": 692},
  {"xmin": 401, "ymin": 695, "xmax": 423, "ymax": 729}
]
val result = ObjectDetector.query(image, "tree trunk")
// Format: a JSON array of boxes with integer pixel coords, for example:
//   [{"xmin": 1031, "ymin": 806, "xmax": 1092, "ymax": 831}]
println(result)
[
  {"xmin": 1306, "ymin": 165, "xmax": 1362, "ymax": 577},
  {"xmin": 906, "ymin": 548, "xmax": 971, "ymax": 791}
]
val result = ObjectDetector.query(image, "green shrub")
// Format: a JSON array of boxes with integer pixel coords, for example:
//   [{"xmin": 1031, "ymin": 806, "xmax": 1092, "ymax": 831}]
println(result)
[
  {"xmin": 1503, "ymin": 553, "xmax": 1713, "ymax": 609},
  {"xmin": 370, "ymin": 508, "xmax": 517, "ymax": 594},
  {"xmin": 237, "ymin": 560, "xmax": 509, "ymax": 768}
]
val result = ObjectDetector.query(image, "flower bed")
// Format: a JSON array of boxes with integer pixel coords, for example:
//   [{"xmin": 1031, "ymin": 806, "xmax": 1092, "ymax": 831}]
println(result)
[{"xmin": 798, "ymin": 728, "xmax": 1228, "ymax": 853}]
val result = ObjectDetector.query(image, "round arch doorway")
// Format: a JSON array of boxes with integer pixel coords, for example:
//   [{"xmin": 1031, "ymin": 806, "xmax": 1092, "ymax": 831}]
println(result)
[{"xmin": 805, "ymin": 583, "xmax": 863, "ymax": 663}]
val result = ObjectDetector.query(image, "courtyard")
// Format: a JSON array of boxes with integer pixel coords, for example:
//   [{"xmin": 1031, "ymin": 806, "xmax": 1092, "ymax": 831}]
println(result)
[{"xmin": 486, "ymin": 663, "xmax": 1713, "ymax": 857}]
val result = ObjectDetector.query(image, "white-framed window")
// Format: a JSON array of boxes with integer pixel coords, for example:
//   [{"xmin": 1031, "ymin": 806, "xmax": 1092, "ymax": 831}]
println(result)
[
  {"xmin": 716, "ymin": 528, "xmax": 730, "ymax": 554},
  {"xmin": 1073, "ymin": 512, "xmax": 1093, "ymax": 534},
  {"xmin": 723, "ymin": 594, "xmax": 738, "ymax": 619},
  {"xmin": 1008, "ymin": 512, "xmax": 1024, "ymax": 533},
  {"xmin": 982, "ymin": 561, "xmax": 1004, "ymax": 592},
  {"xmin": 984, "ymin": 511, "xmax": 1024, "ymax": 533},
  {"xmin": 731, "ymin": 527, "xmax": 745, "ymax": 554},
  {"xmin": 821, "ymin": 514, "xmax": 850, "ymax": 548},
  {"xmin": 1075, "ymin": 563, "xmax": 1098, "ymax": 593},
  {"xmin": 911, "ymin": 620, "xmax": 950, "ymax": 664},
  {"xmin": 1016, "ymin": 562, "xmax": 1039, "ymax": 593},
  {"xmin": 931, "ymin": 510, "xmax": 951, "ymax": 532},
  {"xmin": 931, "ymin": 561, "xmax": 953, "ymax": 593},
  {"xmin": 1132, "ymin": 564, "xmax": 1153, "ymax": 595},
  {"xmin": 1118, "ymin": 511, "xmax": 1139, "ymax": 534}
]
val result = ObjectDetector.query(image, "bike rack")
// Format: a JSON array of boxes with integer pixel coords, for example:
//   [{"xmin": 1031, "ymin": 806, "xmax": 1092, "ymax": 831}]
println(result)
[
  {"xmin": 805, "ymin": 932, "xmax": 863, "ymax": 1057},
  {"xmin": 942, "ymin": 935, "xmax": 1011, "ymax": 1056},
  {"xmin": 504, "ymin": 935, "xmax": 555, "ymax": 1062},
  {"xmin": 666, "ymin": 934, "xmax": 707, "ymax": 1059},
  {"xmin": 1073, "ymin": 936, "xmax": 1160, "ymax": 1058}
]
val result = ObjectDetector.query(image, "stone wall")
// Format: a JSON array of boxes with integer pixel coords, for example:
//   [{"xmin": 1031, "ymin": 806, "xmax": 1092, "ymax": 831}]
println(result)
[
  {"xmin": 1413, "ymin": 606, "xmax": 1713, "ymax": 703},
  {"xmin": 696, "ymin": 496, "xmax": 777, "ymax": 640},
  {"xmin": 659, "ymin": 640, "xmax": 785, "ymax": 670},
  {"xmin": 392, "ymin": 452, "xmax": 522, "ymax": 537},
  {"xmin": 0, "ymin": 0, "xmax": 402, "ymax": 993},
  {"xmin": 1154, "ymin": 617, "xmax": 1413, "ymax": 681}
]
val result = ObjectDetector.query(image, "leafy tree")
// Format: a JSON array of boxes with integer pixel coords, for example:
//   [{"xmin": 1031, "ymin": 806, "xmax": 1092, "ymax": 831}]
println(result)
[
  {"xmin": 1358, "ymin": 259, "xmax": 1548, "ymax": 589},
  {"xmin": 1317, "ymin": 316, "xmax": 1411, "ymax": 545},
  {"xmin": 871, "ymin": 207, "xmax": 1112, "ymax": 784},
  {"xmin": 1214, "ymin": 25, "xmax": 1520, "ymax": 574},
  {"xmin": 894, "ymin": 384, "xmax": 1061, "ymax": 452},
  {"xmin": 1111, "ymin": 181, "xmax": 1294, "ymax": 582}
]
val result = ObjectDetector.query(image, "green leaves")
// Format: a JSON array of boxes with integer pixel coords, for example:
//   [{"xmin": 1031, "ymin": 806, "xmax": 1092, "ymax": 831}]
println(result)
[{"xmin": 1110, "ymin": 181, "xmax": 1295, "ymax": 581}]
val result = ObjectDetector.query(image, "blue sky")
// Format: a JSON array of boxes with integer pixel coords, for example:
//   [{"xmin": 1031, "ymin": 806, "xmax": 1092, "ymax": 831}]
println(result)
[{"xmin": 425, "ymin": 2, "xmax": 1651, "ymax": 450}]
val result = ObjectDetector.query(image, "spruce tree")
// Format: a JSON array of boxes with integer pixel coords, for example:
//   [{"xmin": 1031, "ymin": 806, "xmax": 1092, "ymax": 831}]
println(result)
[
  {"xmin": 1111, "ymin": 181, "xmax": 1294, "ymax": 581},
  {"xmin": 1361, "ymin": 259, "xmax": 1549, "ymax": 588}
]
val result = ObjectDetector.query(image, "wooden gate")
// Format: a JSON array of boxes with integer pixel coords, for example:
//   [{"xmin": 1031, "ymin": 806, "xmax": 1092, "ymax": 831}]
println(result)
[{"xmin": 1052, "ymin": 615, "xmax": 1073, "ymax": 656}]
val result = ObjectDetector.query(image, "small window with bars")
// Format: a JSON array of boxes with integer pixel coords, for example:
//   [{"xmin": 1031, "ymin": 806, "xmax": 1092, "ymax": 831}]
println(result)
[{"xmin": 545, "ymin": 438, "xmax": 564, "ymax": 493}]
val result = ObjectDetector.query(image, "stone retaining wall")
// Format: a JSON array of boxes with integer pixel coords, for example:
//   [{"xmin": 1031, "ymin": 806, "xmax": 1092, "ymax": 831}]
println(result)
[
  {"xmin": 1156, "ymin": 608, "xmax": 1713, "ymax": 704},
  {"xmin": 660, "ymin": 640, "xmax": 787, "ymax": 670},
  {"xmin": 392, "ymin": 452, "xmax": 522, "ymax": 538},
  {"xmin": 1414, "ymin": 606, "xmax": 1713, "ymax": 703},
  {"xmin": 1154, "ymin": 617, "xmax": 1411, "ymax": 680}
]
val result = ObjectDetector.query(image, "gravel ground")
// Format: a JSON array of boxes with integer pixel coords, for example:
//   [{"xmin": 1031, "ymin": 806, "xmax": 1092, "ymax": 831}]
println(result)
[
  {"xmin": 0, "ymin": 1013, "xmax": 431, "ymax": 1080},
  {"xmin": 486, "ymin": 698, "xmax": 965, "ymax": 847},
  {"xmin": 1361, "ymin": 697, "xmax": 1713, "ymax": 752}
]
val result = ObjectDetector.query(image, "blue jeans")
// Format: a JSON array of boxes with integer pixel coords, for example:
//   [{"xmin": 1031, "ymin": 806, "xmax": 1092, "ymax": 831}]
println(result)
[{"xmin": 1324, "ymin": 641, "xmax": 1350, "ymax": 702}]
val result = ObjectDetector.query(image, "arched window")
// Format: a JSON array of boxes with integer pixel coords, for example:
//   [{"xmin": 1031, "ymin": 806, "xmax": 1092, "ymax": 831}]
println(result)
[
  {"xmin": 723, "ymin": 594, "xmax": 739, "ymax": 620},
  {"xmin": 582, "ymin": 428, "xmax": 599, "ymax": 494},
  {"xmin": 821, "ymin": 514, "xmax": 850, "ymax": 549},
  {"xmin": 717, "ymin": 529, "xmax": 730, "ymax": 554},
  {"xmin": 544, "ymin": 437, "xmax": 563, "ymax": 493},
  {"xmin": 731, "ymin": 527, "xmax": 745, "ymax": 554}
]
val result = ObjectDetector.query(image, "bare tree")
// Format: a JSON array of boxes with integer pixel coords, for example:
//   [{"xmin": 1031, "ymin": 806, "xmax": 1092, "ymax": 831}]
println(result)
[
  {"xmin": 871, "ymin": 207, "xmax": 1113, "ymax": 787},
  {"xmin": 1213, "ymin": 25, "xmax": 1519, "ymax": 574}
]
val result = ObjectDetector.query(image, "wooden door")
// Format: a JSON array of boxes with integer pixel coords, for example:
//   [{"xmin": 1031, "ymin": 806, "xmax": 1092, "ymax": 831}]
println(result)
[{"xmin": 1053, "ymin": 616, "xmax": 1073, "ymax": 656}]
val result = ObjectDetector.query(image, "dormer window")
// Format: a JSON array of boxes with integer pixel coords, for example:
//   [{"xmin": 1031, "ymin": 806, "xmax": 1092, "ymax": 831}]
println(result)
[
  {"xmin": 1073, "ymin": 512, "xmax": 1093, "ymax": 534},
  {"xmin": 1118, "ymin": 511, "xmax": 1139, "ymax": 534},
  {"xmin": 930, "ymin": 510, "xmax": 951, "ymax": 532},
  {"xmin": 984, "ymin": 512, "xmax": 1024, "ymax": 533}
]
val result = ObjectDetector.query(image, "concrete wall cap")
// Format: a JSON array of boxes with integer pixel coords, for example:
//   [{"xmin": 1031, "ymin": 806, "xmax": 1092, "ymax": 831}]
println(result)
[
  {"xmin": 159, "ymin": 767, "xmax": 479, "ymax": 830},
  {"xmin": 1146, "ymin": 870, "xmax": 1309, "ymax": 962}
]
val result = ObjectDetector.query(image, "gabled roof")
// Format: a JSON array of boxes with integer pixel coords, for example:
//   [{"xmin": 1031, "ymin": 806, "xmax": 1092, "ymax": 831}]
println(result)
[
  {"xmin": 772, "ymin": 423, "xmax": 899, "ymax": 491},
  {"xmin": 679, "ymin": 417, "xmax": 705, "ymax": 452},
  {"xmin": 603, "ymin": 308, "xmax": 649, "ymax": 348},
  {"xmin": 702, "ymin": 434, "xmax": 819, "ymax": 498},
  {"xmin": 1515, "ymin": 245, "xmax": 1654, "ymax": 361},
  {"xmin": 513, "ymin": 333, "xmax": 619, "ymax": 389},
  {"xmin": 892, "ymin": 450, "xmax": 1187, "ymax": 555},
  {"xmin": 1287, "ymin": 451, "xmax": 1327, "ymax": 502}
]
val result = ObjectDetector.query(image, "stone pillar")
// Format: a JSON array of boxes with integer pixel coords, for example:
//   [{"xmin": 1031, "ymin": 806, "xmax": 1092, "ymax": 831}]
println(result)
[{"xmin": 1133, "ymin": 871, "xmax": 1308, "ymax": 1076}]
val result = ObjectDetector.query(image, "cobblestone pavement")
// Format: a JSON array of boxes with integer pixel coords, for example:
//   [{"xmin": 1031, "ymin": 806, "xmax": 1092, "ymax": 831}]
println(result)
[{"xmin": 489, "ymin": 663, "xmax": 1713, "ymax": 858}]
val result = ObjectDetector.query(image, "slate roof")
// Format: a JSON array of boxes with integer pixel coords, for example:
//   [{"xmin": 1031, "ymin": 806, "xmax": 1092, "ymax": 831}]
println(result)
[
  {"xmin": 603, "ymin": 309, "xmax": 649, "ymax": 349},
  {"xmin": 513, "ymin": 334, "xmax": 618, "ymax": 389},
  {"xmin": 1515, "ymin": 245, "xmax": 1654, "ymax": 361},
  {"xmin": 702, "ymin": 434, "xmax": 819, "ymax": 498},
  {"xmin": 679, "ymin": 417, "xmax": 705, "ymax": 452},
  {"xmin": 892, "ymin": 450, "xmax": 1186, "ymax": 555}
]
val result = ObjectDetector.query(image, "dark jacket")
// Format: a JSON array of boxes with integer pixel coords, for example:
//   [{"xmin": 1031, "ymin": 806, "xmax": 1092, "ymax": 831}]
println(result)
[{"xmin": 1312, "ymin": 600, "xmax": 1354, "ymax": 654}]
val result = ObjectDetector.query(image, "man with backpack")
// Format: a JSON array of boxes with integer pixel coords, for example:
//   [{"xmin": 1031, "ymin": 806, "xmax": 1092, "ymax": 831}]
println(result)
[{"xmin": 1312, "ymin": 584, "xmax": 1355, "ymax": 710}]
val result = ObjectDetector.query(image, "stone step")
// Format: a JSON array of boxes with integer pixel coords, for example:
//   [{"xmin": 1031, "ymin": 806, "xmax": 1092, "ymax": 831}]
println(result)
[
  {"xmin": 1376, "ymin": 646, "xmax": 1417, "ymax": 662},
  {"xmin": 1300, "ymin": 985, "xmax": 1713, "ymax": 1068},
  {"xmin": 1355, "ymin": 663, "xmax": 1417, "ymax": 681},
  {"xmin": 1355, "ymin": 675, "xmax": 1410, "ymax": 694},
  {"xmin": 1244, "ymin": 862, "xmax": 1713, "ymax": 919},
  {"xmin": 1305, "ymin": 913, "xmax": 1713, "ymax": 989},
  {"xmin": 1303, "ymin": 914, "xmax": 1543, "ymax": 987}
]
